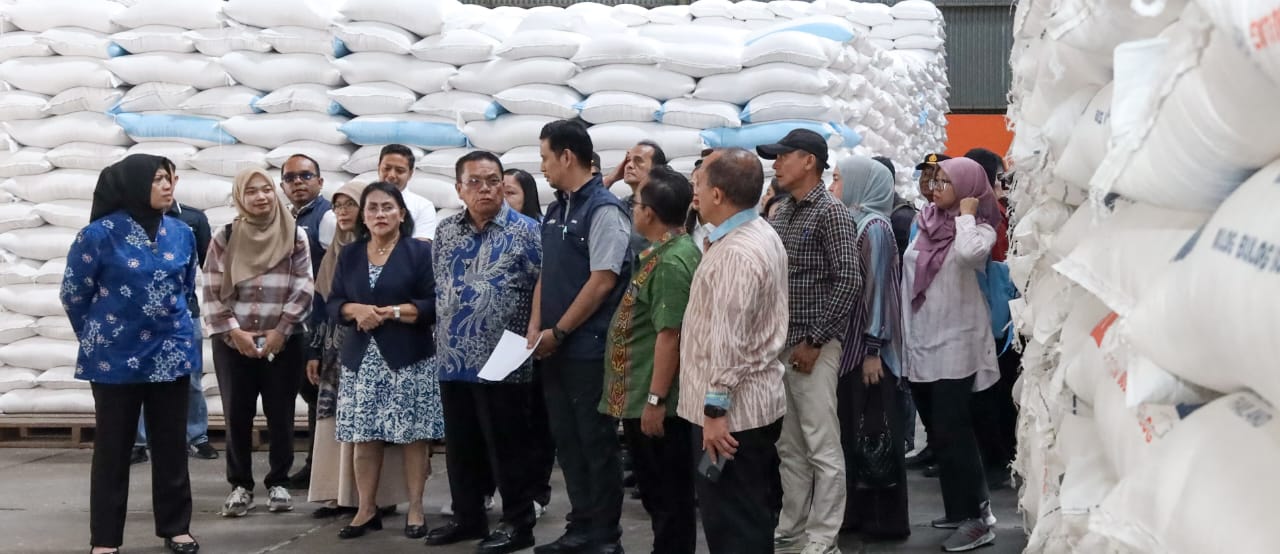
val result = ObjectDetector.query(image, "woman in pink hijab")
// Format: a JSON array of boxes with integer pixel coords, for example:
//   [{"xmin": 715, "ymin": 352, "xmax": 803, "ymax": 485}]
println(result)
[{"xmin": 899, "ymin": 157, "xmax": 1002, "ymax": 553}]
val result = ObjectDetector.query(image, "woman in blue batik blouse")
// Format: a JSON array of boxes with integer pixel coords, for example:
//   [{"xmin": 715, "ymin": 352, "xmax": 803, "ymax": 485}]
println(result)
[{"xmin": 62, "ymin": 154, "xmax": 202, "ymax": 554}]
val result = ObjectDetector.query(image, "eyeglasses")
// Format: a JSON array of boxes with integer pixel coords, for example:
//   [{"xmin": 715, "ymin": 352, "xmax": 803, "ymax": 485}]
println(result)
[
  {"xmin": 928, "ymin": 179, "xmax": 952, "ymax": 191},
  {"xmin": 282, "ymin": 172, "xmax": 317, "ymax": 183},
  {"xmin": 363, "ymin": 205, "xmax": 400, "ymax": 215},
  {"xmin": 463, "ymin": 177, "xmax": 503, "ymax": 190},
  {"xmin": 333, "ymin": 201, "xmax": 358, "ymax": 212}
]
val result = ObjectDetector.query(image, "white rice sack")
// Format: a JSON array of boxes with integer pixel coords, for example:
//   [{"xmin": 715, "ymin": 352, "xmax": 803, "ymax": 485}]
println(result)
[
  {"xmin": 657, "ymin": 98, "xmax": 742, "ymax": 129},
  {"xmin": 578, "ymin": 92, "xmax": 661, "ymax": 124},
  {"xmin": 265, "ymin": 142, "xmax": 354, "ymax": 170},
  {"xmin": 0, "ymin": 388, "xmax": 96, "ymax": 413},
  {"xmin": 500, "ymin": 146, "xmax": 542, "ymax": 173},
  {"xmin": 657, "ymin": 44, "xmax": 743, "ymax": 78},
  {"xmin": 328, "ymin": 83, "xmax": 418, "ymax": 116},
  {"xmin": 1125, "ymin": 351, "xmax": 1218, "ymax": 409},
  {"xmin": 890, "ymin": 0, "xmax": 941, "ymax": 21},
  {"xmin": 36, "ymin": 366, "xmax": 89, "ymax": 390},
  {"xmin": 571, "ymin": 35, "xmax": 662, "ymax": 67},
  {"xmin": 31, "ymin": 200, "xmax": 90, "ymax": 229},
  {"xmin": 462, "ymin": 115, "xmax": 557, "ymax": 154},
  {"xmin": 496, "ymin": 30, "xmax": 587, "ymax": 60},
  {"xmin": 1054, "ymin": 83, "xmax": 1114, "ymax": 191},
  {"xmin": 113, "ymin": 83, "xmax": 199, "ymax": 113},
  {"xmin": 741, "ymin": 92, "xmax": 842, "ymax": 123},
  {"xmin": 741, "ymin": 32, "xmax": 838, "ymax": 68},
  {"xmin": 733, "ymin": 0, "xmax": 776, "ymax": 20},
  {"xmin": 259, "ymin": 26, "xmax": 341, "ymax": 56},
  {"xmin": 691, "ymin": 0, "xmax": 734, "ymax": 19},
  {"xmin": 110, "ymin": 25, "xmax": 197, "ymax": 54},
  {"xmin": 253, "ymin": 84, "xmax": 341, "ymax": 115},
  {"xmin": 4, "ymin": 0, "xmax": 123, "ymax": 33},
  {"xmin": 173, "ymin": 171, "xmax": 232, "ymax": 210},
  {"xmin": 341, "ymin": 145, "xmax": 401, "ymax": 176},
  {"xmin": 406, "ymin": 174, "xmax": 464, "ymax": 211},
  {"xmin": 0, "ymin": 203, "xmax": 44, "ymax": 233},
  {"xmin": 44, "ymin": 88, "xmax": 125, "ymax": 116},
  {"xmin": 179, "ymin": 86, "xmax": 261, "ymax": 119},
  {"xmin": 0, "ymin": 227, "xmax": 78, "ymax": 262},
  {"xmin": 450, "ymin": 57, "xmax": 579, "ymax": 96},
  {"xmin": 0, "ymin": 367, "xmax": 39, "ymax": 392},
  {"xmin": 189, "ymin": 145, "xmax": 270, "ymax": 177},
  {"xmin": 127, "ymin": 143, "xmax": 199, "ymax": 170},
  {"xmin": 410, "ymin": 29, "xmax": 499, "ymax": 65},
  {"xmin": 223, "ymin": 0, "xmax": 337, "ymax": 30},
  {"xmin": 222, "ymin": 52, "xmax": 342, "ymax": 91},
  {"xmin": 0, "ymin": 148, "xmax": 52, "ymax": 178},
  {"xmin": 186, "ymin": 27, "xmax": 272, "ymax": 57},
  {"xmin": 339, "ymin": 115, "xmax": 465, "ymax": 149},
  {"xmin": 35, "ymin": 258, "xmax": 64, "ymax": 286},
  {"xmin": 340, "ymin": 0, "xmax": 444, "ymax": 36},
  {"xmin": 334, "ymin": 52, "xmax": 456, "ymax": 95},
  {"xmin": 204, "ymin": 206, "xmax": 236, "ymax": 228},
  {"xmin": 410, "ymin": 91, "xmax": 504, "ymax": 122},
  {"xmin": 415, "ymin": 148, "xmax": 467, "ymax": 177},
  {"xmin": 112, "ymin": 0, "xmax": 225, "ymax": 30},
  {"xmin": 202, "ymin": 373, "xmax": 218, "ymax": 394},
  {"xmin": 3, "ymin": 170, "xmax": 98, "ymax": 203},
  {"xmin": 45, "ymin": 144, "xmax": 125, "ymax": 172},
  {"xmin": 589, "ymin": 123, "xmax": 705, "ymax": 159},
  {"xmin": 612, "ymin": 4, "xmax": 650, "ymax": 26},
  {"xmin": 32, "ymin": 316, "xmax": 72, "ymax": 342},
  {"xmin": 0, "ymin": 57, "xmax": 121, "ymax": 95},
  {"xmin": 221, "ymin": 113, "xmax": 348, "ymax": 148},
  {"xmin": 0, "ymin": 32, "xmax": 54, "ymax": 61},
  {"xmin": 107, "ymin": 53, "xmax": 233, "ymax": 90},
  {"xmin": 0, "ymin": 258, "xmax": 41, "ymax": 286},
  {"xmin": 493, "ymin": 85, "xmax": 583, "ymax": 119},
  {"xmin": 0, "ymin": 286, "xmax": 66, "ymax": 319},
  {"xmin": 693, "ymin": 62, "xmax": 836, "ymax": 104},
  {"xmin": 38, "ymin": 27, "xmax": 121, "ymax": 59},
  {"xmin": 3, "ymin": 113, "xmax": 130, "ymax": 149},
  {"xmin": 567, "ymin": 65, "xmax": 696, "ymax": 102},
  {"xmin": 332, "ymin": 22, "xmax": 416, "ymax": 55},
  {"xmin": 649, "ymin": 5, "xmax": 693, "ymax": 25}
]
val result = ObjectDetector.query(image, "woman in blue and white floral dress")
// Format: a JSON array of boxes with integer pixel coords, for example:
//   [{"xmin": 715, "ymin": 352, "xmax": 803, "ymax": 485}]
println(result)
[
  {"xmin": 62, "ymin": 154, "xmax": 202, "ymax": 554},
  {"xmin": 328, "ymin": 181, "xmax": 443, "ymax": 539}
]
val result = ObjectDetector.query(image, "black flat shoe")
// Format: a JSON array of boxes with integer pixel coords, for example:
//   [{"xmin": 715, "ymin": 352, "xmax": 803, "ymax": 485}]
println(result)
[
  {"xmin": 165, "ymin": 537, "xmax": 199, "ymax": 554},
  {"xmin": 338, "ymin": 515, "xmax": 383, "ymax": 539},
  {"xmin": 404, "ymin": 517, "xmax": 430, "ymax": 539},
  {"xmin": 477, "ymin": 524, "xmax": 535, "ymax": 554},
  {"xmin": 423, "ymin": 520, "xmax": 488, "ymax": 546},
  {"xmin": 312, "ymin": 505, "xmax": 358, "ymax": 519}
]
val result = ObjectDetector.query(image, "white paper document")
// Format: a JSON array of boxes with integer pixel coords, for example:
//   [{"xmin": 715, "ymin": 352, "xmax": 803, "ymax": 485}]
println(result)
[{"xmin": 478, "ymin": 330, "xmax": 540, "ymax": 382}]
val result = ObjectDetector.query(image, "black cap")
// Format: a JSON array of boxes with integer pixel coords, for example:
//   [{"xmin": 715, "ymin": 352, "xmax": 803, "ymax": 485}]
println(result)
[
  {"xmin": 914, "ymin": 152, "xmax": 951, "ymax": 170},
  {"xmin": 756, "ymin": 129, "xmax": 830, "ymax": 169}
]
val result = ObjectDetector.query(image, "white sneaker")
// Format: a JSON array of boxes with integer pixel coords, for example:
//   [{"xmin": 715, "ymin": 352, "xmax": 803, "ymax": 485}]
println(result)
[
  {"xmin": 220, "ymin": 487, "xmax": 254, "ymax": 517},
  {"xmin": 801, "ymin": 541, "xmax": 840, "ymax": 554},
  {"xmin": 267, "ymin": 485, "xmax": 293, "ymax": 513},
  {"xmin": 533, "ymin": 501, "xmax": 547, "ymax": 519},
  {"xmin": 773, "ymin": 535, "xmax": 806, "ymax": 554}
]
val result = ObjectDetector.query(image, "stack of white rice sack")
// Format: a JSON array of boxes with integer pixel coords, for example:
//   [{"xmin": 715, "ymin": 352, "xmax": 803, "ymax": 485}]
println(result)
[
  {"xmin": 1005, "ymin": 0, "xmax": 1280, "ymax": 551},
  {"xmin": 0, "ymin": 0, "xmax": 950, "ymax": 418}
]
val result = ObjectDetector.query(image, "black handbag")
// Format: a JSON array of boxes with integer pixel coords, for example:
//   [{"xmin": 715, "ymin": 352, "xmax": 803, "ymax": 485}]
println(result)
[{"xmin": 853, "ymin": 380, "xmax": 899, "ymax": 490}]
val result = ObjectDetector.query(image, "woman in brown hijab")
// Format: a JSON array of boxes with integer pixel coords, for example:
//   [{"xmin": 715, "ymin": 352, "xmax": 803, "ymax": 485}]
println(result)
[{"xmin": 203, "ymin": 168, "xmax": 315, "ymax": 520}]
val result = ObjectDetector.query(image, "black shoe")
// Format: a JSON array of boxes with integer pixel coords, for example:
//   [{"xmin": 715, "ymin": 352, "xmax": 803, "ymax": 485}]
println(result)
[
  {"xmin": 583, "ymin": 542, "xmax": 624, "ymax": 554},
  {"xmin": 477, "ymin": 523, "xmax": 535, "ymax": 554},
  {"xmin": 338, "ymin": 515, "xmax": 383, "ymax": 539},
  {"xmin": 905, "ymin": 446, "xmax": 935, "ymax": 469},
  {"xmin": 378, "ymin": 505, "xmax": 399, "ymax": 517},
  {"xmin": 189, "ymin": 442, "xmax": 218, "ymax": 460},
  {"xmin": 424, "ymin": 520, "xmax": 488, "ymax": 546},
  {"xmin": 286, "ymin": 467, "xmax": 311, "ymax": 490},
  {"xmin": 165, "ymin": 537, "xmax": 200, "ymax": 554},
  {"xmin": 621, "ymin": 472, "xmax": 637, "ymax": 488},
  {"xmin": 923, "ymin": 463, "xmax": 941, "ymax": 478},
  {"xmin": 313, "ymin": 505, "xmax": 358, "ymax": 519},
  {"xmin": 533, "ymin": 532, "xmax": 592, "ymax": 554},
  {"xmin": 404, "ymin": 516, "xmax": 430, "ymax": 539},
  {"xmin": 130, "ymin": 446, "xmax": 148, "ymax": 465}
]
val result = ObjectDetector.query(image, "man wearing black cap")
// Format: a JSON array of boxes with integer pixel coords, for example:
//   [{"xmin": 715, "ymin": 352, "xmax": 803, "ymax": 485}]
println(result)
[
  {"xmin": 758, "ymin": 129, "xmax": 861, "ymax": 554},
  {"xmin": 915, "ymin": 152, "xmax": 951, "ymax": 204}
]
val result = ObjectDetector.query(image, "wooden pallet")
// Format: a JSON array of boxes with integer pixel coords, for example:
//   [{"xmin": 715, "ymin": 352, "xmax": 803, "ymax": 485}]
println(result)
[{"xmin": 0, "ymin": 414, "xmax": 309, "ymax": 449}]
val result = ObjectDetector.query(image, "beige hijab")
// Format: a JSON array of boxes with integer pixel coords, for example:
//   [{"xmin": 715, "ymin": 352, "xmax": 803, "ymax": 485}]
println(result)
[
  {"xmin": 315, "ymin": 180, "xmax": 368, "ymax": 298},
  {"xmin": 221, "ymin": 168, "xmax": 297, "ymax": 301}
]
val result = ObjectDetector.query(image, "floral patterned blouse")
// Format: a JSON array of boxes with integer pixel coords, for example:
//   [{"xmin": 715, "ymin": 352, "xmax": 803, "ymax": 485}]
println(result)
[{"xmin": 60, "ymin": 211, "xmax": 200, "ymax": 384}]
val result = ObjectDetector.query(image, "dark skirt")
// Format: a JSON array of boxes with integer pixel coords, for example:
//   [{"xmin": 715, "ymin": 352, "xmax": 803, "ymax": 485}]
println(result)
[{"xmin": 838, "ymin": 369, "xmax": 911, "ymax": 539}]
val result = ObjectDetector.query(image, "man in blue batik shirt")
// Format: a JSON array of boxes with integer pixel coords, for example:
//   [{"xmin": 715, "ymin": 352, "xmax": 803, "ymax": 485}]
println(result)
[{"xmin": 424, "ymin": 151, "xmax": 544, "ymax": 554}]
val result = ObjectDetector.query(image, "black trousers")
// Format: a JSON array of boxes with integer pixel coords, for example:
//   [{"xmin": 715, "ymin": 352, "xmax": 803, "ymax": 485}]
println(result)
[
  {"xmin": 440, "ymin": 380, "xmax": 539, "ymax": 531},
  {"xmin": 528, "ymin": 363, "xmax": 555, "ymax": 507},
  {"xmin": 910, "ymin": 380, "xmax": 935, "ymax": 445},
  {"xmin": 541, "ymin": 356, "xmax": 623, "ymax": 543},
  {"xmin": 972, "ymin": 344, "xmax": 1021, "ymax": 474},
  {"xmin": 622, "ymin": 417, "xmax": 696, "ymax": 554},
  {"xmin": 915, "ymin": 376, "xmax": 990, "ymax": 521},
  {"xmin": 212, "ymin": 334, "xmax": 304, "ymax": 490},
  {"xmin": 298, "ymin": 371, "xmax": 318, "ymax": 470},
  {"xmin": 692, "ymin": 419, "xmax": 782, "ymax": 554},
  {"xmin": 90, "ymin": 377, "xmax": 192, "ymax": 548}
]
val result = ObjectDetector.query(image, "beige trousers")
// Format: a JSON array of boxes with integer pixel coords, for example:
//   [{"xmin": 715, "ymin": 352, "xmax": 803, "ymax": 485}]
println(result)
[{"xmin": 775, "ymin": 341, "xmax": 847, "ymax": 546}]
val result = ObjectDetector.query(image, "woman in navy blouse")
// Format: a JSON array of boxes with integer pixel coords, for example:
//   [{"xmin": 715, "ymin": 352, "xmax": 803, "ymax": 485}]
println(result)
[{"xmin": 61, "ymin": 154, "xmax": 201, "ymax": 554}]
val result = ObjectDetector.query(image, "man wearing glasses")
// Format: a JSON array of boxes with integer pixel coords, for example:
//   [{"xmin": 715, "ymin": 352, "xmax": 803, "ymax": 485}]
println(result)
[
  {"xmin": 280, "ymin": 153, "xmax": 332, "ymax": 491},
  {"xmin": 425, "ymin": 151, "xmax": 544, "ymax": 553}
]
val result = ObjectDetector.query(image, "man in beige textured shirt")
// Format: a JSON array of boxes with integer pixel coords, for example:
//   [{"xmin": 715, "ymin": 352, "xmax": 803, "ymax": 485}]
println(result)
[{"xmin": 678, "ymin": 148, "xmax": 788, "ymax": 554}]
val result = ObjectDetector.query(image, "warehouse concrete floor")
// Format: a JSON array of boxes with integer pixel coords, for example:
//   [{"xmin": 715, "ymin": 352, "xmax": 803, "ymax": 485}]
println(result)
[{"xmin": 0, "ymin": 448, "xmax": 1026, "ymax": 553}]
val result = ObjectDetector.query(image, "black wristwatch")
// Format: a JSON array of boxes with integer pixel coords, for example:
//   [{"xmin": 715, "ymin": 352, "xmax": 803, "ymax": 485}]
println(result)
[
  {"xmin": 704, "ymin": 404, "xmax": 727, "ymax": 419},
  {"xmin": 551, "ymin": 326, "xmax": 568, "ymax": 343},
  {"xmin": 866, "ymin": 345, "xmax": 881, "ymax": 357}
]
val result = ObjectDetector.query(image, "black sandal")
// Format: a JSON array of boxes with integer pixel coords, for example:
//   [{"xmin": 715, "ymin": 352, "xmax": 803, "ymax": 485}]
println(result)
[{"xmin": 165, "ymin": 537, "xmax": 199, "ymax": 554}]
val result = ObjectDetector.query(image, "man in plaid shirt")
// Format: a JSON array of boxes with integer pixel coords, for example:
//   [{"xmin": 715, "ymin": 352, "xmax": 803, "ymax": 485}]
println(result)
[{"xmin": 758, "ymin": 129, "xmax": 862, "ymax": 554}]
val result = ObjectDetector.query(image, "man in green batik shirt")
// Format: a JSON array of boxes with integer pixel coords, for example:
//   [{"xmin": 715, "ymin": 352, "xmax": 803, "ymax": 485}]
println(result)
[{"xmin": 599, "ymin": 166, "xmax": 701, "ymax": 554}]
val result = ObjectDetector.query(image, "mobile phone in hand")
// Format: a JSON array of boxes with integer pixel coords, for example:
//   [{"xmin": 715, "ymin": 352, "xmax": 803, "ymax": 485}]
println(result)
[{"xmin": 697, "ymin": 451, "xmax": 729, "ymax": 483}]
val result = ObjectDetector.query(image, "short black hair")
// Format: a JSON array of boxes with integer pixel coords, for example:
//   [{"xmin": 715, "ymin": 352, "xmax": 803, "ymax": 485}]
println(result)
[
  {"xmin": 871, "ymin": 156, "xmax": 896, "ymax": 180},
  {"xmin": 635, "ymin": 140, "xmax": 667, "ymax": 166},
  {"xmin": 283, "ymin": 153, "xmax": 321, "ymax": 175},
  {"xmin": 503, "ymin": 168, "xmax": 543, "ymax": 221},
  {"xmin": 454, "ymin": 150, "xmax": 504, "ymax": 184},
  {"xmin": 964, "ymin": 148, "xmax": 1004, "ymax": 189},
  {"xmin": 356, "ymin": 181, "xmax": 415, "ymax": 241},
  {"xmin": 590, "ymin": 152, "xmax": 601, "ymax": 173},
  {"xmin": 704, "ymin": 148, "xmax": 764, "ymax": 210},
  {"xmin": 379, "ymin": 144, "xmax": 416, "ymax": 169},
  {"xmin": 539, "ymin": 119, "xmax": 594, "ymax": 170},
  {"xmin": 639, "ymin": 166, "xmax": 692, "ymax": 227}
]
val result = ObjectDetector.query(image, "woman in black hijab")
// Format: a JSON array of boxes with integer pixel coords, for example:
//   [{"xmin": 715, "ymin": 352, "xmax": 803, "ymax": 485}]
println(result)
[{"xmin": 64, "ymin": 154, "xmax": 202, "ymax": 554}]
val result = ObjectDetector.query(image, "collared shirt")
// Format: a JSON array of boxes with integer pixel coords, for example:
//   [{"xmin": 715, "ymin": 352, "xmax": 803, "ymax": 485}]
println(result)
[
  {"xmin": 202, "ymin": 226, "xmax": 314, "ymax": 337},
  {"xmin": 61, "ymin": 213, "xmax": 200, "ymax": 384},
  {"xmin": 402, "ymin": 189, "xmax": 439, "ymax": 241},
  {"xmin": 600, "ymin": 232, "xmax": 700, "ymax": 419},
  {"xmin": 433, "ymin": 204, "xmax": 542, "ymax": 383},
  {"xmin": 678, "ymin": 217, "xmax": 789, "ymax": 433},
  {"xmin": 708, "ymin": 208, "xmax": 758, "ymax": 243},
  {"xmin": 769, "ymin": 183, "xmax": 862, "ymax": 348}
]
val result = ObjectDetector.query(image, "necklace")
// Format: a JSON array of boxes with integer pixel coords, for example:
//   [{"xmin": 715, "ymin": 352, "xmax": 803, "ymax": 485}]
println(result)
[{"xmin": 371, "ymin": 234, "xmax": 400, "ymax": 256}]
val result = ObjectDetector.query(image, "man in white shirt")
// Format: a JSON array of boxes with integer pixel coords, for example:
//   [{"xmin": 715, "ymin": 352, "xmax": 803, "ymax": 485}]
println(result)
[{"xmin": 378, "ymin": 143, "xmax": 438, "ymax": 242}]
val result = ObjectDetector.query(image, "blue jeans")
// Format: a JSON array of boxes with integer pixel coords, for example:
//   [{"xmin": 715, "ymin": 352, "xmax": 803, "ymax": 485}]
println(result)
[{"xmin": 136, "ymin": 317, "xmax": 209, "ymax": 447}]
